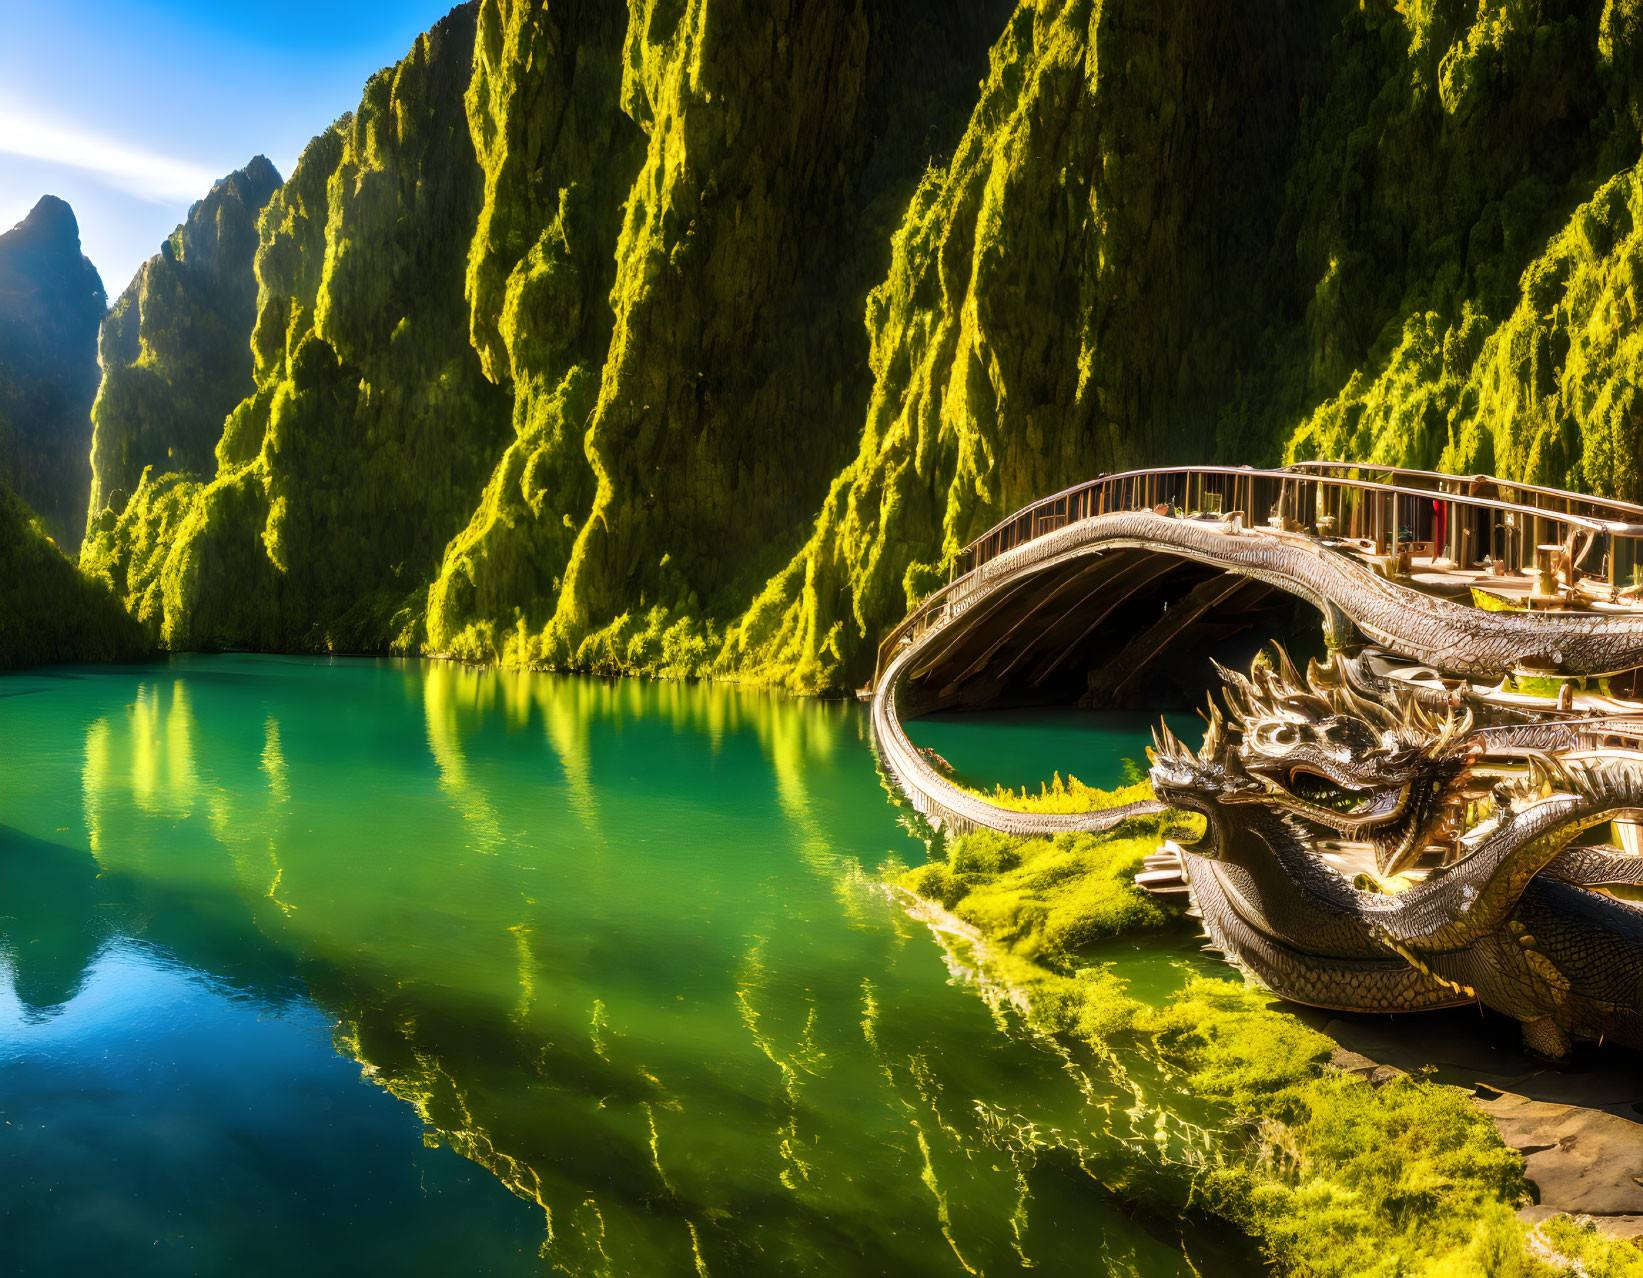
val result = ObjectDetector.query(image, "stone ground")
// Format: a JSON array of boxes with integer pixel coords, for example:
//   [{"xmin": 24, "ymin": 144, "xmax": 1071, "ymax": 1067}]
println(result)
[{"xmin": 1318, "ymin": 1008, "xmax": 1643, "ymax": 1239}]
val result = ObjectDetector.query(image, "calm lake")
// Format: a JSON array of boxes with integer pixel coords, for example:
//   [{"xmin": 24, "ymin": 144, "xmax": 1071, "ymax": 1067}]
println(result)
[{"xmin": 0, "ymin": 655, "xmax": 1259, "ymax": 1276}]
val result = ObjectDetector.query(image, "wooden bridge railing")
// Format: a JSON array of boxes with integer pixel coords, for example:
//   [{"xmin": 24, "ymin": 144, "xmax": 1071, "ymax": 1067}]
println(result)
[
  {"xmin": 958, "ymin": 465, "xmax": 1643, "ymax": 580},
  {"xmin": 872, "ymin": 463, "xmax": 1643, "ymax": 690}
]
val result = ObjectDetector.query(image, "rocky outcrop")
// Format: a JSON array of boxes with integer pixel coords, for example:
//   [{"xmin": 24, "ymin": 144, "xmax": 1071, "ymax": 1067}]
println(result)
[
  {"xmin": 83, "ymin": 4, "xmax": 510, "ymax": 652},
  {"xmin": 425, "ymin": 0, "xmax": 1008, "ymax": 671},
  {"xmin": 0, "ymin": 196, "xmax": 105, "ymax": 548},
  {"xmin": 85, "ymin": 156, "xmax": 282, "ymax": 527}
]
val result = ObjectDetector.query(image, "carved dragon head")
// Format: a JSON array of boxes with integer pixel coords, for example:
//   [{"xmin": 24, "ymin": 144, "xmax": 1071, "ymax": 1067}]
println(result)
[{"xmin": 1150, "ymin": 646, "xmax": 1477, "ymax": 875}]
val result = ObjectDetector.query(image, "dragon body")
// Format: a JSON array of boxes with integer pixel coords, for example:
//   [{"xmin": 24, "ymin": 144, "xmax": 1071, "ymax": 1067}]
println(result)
[{"xmin": 1145, "ymin": 649, "xmax": 1643, "ymax": 1055}]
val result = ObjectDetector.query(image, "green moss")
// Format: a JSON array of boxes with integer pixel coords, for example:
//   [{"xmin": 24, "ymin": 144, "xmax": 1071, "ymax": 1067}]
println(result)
[
  {"xmin": 80, "ymin": 469, "xmax": 202, "ymax": 644},
  {"xmin": 1536, "ymin": 1217, "xmax": 1643, "ymax": 1276},
  {"xmin": 90, "ymin": 4, "xmax": 511, "ymax": 654},
  {"xmin": 425, "ymin": 0, "xmax": 640, "ymax": 661},
  {"xmin": 434, "ymin": 0, "xmax": 1007, "ymax": 669},
  {"xmin": 723, "ymin": 0, "xmax": 1341, "ymax": 693},
  {"xmin": 1280, "ymin": 3, "xmax": 1643, "ymax": 499},
  {"xmin": 898, "ymin": 821, "xmax": 1171, "ymax": 963},
  {"xmin": 968, "ymin": 771, "xmax": 1152, "ymax": 814},
  {"xmin": 891, "ymin": 821, "xmax": 1643, "ymax": 1275},
  {"xmin": 1191, "ymin": 1064, "xmax": 1541, "ymax": 1278}
]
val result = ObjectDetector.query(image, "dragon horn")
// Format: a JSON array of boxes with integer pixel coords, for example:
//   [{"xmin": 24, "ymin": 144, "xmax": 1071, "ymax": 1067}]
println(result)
[
  {"xmin": 1273, "ymin": 644, "xmax": 1305, "ymax": 693},
  {"xmin": 1523, "ymin": 751, "xmax": 1574, "ymax": 798},
  {"xmin": 1202, "ymin": 699, "xmax": 1226, "ymax": 757}
]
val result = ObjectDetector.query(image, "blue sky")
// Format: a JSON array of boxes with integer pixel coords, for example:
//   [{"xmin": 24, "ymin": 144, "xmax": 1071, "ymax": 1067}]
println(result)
[{"xmin": 0, "ymin": 0, "xmax": 461, "ymax": 298}]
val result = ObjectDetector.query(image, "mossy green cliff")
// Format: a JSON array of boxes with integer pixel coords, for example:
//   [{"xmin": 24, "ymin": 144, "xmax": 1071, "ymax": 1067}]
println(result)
[
  {"xmin": 423, "ymin": 0, "xmax": 644, "ymax": 664},
  {"xmin": 426, "ymin": 0, "xmax": 1008, "ymax": 672},
  {"xmin": 0, "ymin": 485, "xmax": 144, "ymax": 671},
  {"xmin": 728, "ymin": 0, "xmax": 1643, "ymax": 693},
  {"xmin": 725, "ymin": 0, "xmax": 1337, "ymax": 691},
  {"xmin": 85, "ymin": 156, "xmax": 282, "ymax": 528},
  {"xmin": 1282, "ymin": 1, "xmax": 1643, "ymax": 496},
  {"xmin": 84, "ymin": 3, "xmax": 511, "ymax": 652},
  {"xmin": 75, "ymin": 0, "xmax": 1643, "ymax": 692}
]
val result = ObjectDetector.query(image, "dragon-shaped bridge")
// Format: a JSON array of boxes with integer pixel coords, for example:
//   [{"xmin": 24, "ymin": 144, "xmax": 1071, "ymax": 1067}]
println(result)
[{"xmin": 870, "ymin": 463, "xmax": 1643, "ymax": 838}]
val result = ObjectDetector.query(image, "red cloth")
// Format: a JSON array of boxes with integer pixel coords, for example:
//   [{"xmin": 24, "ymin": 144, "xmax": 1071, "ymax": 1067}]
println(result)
[{"xmin": 1432, "ymin": 499, "xmax": 1448, "ymax": 555}]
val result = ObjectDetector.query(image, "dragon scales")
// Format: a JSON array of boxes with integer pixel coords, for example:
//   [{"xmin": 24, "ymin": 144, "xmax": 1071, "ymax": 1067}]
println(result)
[
  {"xmin": 865, "ymin": 469, "xmax": 1643, "ymax": 1055},
  {"xmin": 1142, "ymin": 649, "xmax": 1643, "ymax": 1057}
]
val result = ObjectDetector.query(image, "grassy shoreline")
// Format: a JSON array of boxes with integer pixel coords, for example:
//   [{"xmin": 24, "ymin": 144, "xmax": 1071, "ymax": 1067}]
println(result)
[{"xmin": 885, "ymin": 807, "xmax": 1643, "ymax": 1277}]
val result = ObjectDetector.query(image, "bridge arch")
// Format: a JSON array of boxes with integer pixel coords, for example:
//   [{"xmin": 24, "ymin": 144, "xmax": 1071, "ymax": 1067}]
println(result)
[{"xmin": 869, "ymin": 465, "xmax": 1643, "ymax": 836}]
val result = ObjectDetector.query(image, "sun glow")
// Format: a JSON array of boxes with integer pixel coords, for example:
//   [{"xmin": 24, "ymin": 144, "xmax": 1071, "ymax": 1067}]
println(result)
[{"xmin": 0, "ymin": 104, "xmax": 219, "ymax": 204}]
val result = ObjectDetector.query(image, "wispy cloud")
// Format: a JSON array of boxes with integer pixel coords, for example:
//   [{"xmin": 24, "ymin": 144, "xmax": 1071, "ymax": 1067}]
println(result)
[{"xmin": 0, "ymin": 106, "xmax": 219, "ymax": 205}]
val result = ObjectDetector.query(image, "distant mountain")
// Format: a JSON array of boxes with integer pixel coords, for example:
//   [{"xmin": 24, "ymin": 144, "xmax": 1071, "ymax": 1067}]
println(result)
[
  {"xmin": 85, "ymin": 156, "xmax": 282, "ymax": 529},
  {"xmin": 0, "ymin": 195, "xmax": 105, "ymax": 548},
  {"xmin": 83, "ymin": 5, "xmax": 509, "ymax": 652}
]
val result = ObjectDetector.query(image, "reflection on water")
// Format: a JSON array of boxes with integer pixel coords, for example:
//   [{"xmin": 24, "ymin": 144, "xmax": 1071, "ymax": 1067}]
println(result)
[
  {"xmin": 0, "ymin": 917, "xmax": 542, "ymax": 1278},
  {"xmin": 907, "ymin": 705, "xmax": 1202, "ymax": 794},
  {"xmin": 1, "ymin": 656, "xmax": 1261, "ymax": 1275}
]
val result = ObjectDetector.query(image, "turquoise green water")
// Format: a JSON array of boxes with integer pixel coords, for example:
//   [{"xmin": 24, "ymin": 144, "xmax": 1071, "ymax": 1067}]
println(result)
[
  {"xmin": 0, "ymin": 657, "xmax": 1256, "ymax": 1276},
  {"xmin": 906, "ymin": 707, "xmax": 1202, "ymax": 793}
]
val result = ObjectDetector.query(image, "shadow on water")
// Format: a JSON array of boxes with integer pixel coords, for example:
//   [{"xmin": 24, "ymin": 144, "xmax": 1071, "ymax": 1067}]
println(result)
[{"xmin": 0, "ymin": 831, "xmax": 548, "ymax": 1278}]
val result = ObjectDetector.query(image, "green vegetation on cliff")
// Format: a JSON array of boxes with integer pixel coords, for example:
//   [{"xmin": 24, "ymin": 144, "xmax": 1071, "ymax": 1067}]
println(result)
[
  {"xmin": 85, "ymin": 157, "xmax": 282, "ymax": 527},
  {"xmin": 74, "ymin": 0, "xmax": 1643, "ymax": 690},
  {"xmin": 428, "ymin": 0, "xmax": 1008, "ymax": 672},
  {"xmin": 723, "ymin": 0, "xmax": 1337, "ymax": 692},
  {"xmin": 0, "ymin": 196, "xmax": 105, "ymax": 549},
  {"xmin": 1283, "ymin": 1, "xmax": 1643, "ymax": 497},
  {"xmin": 728, "ymin": 0, "xmax": 1643, "ymax": 693},
  {"xmin": 84, "ymin": 4, "xmax": 510, "ymax": 652},
  {"xmin": 424, "ymin": 0, "xmax": 643, "ymax": 663}
]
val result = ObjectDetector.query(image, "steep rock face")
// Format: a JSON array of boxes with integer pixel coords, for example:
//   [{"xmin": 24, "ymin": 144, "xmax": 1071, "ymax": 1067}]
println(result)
[
  {"xmin": 427, "ymin": 0, "xmax": 1008, "ymax": 670},
  {"xmin": 84, "ymin": 3, "xmax": 510, "ymax": 652},
  {"xmin": 85, "ymin": 157, "xmax": 282, "ymax": 526},
  {"xmin": 0, "ymin": 196, "xmax": 105, "ymax": 548},
  {"xmin": 1283, "ymin": 1, "xmax": 1643, "ymax": 495},
  {"xmin": 76, "ymin": 0, "xmax": 1643, "ymax": 687},
  {"xmin": 724, "ymin": 0, "xmax": 1336, "ymax": 693},
  {"xmin": 0, "ymin": 485, "xmax": 145, "ymax": 671},
  {"xmin": 424, "ymin": 0, "xmax": 643, "ymax": 662}
]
